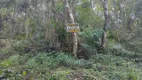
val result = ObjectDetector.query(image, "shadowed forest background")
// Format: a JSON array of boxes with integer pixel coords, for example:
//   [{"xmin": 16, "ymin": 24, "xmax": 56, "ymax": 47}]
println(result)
[{"xmin": 0, "ymin": 0, "xmax": 142, "ymax": 80}]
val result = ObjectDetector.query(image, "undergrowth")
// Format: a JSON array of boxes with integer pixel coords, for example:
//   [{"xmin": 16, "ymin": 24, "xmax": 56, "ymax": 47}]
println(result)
[
  {"xmin": 0, "ymin": 51, "xmax": 142, "ymax": 80},
  {"xmin": 0, "ymin": 40, "xmax": 142, "ymax": 80}
]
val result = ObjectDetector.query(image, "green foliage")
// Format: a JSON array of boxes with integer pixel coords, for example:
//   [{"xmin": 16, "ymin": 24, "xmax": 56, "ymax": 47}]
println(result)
[
  {"xmin": 135, "ymin": 0, "xmax": 142, "ymax": 19},
  {"xmin": 25, "ymin": 52, "xmax": 93, "ymax": 69},
  {"xmin": 0, "ymin": 8, "xmax": 8, "ymax": 18},
  {"xmin": 0, "ymin": 55, "xmax": 20, "ymax": 68},
  {"xmin": 26, "ymin": 58, "xmax": 38, "ymax": 68},
  {"xmin": 107, "ymin": 42, "xmax": 142, "ymax": 61},
  {"xmin": 49, "ymin": 76, "xmax": 58, "ymax": 80},
  {"xmin": 84, "ymin": 54, "xmax": 141, "ymax": 80},
  {"xmin": 79, "ymin": 28, "xmax": 103, "ymax": 55},
  {"xmin": 8, "ymin": 55, "xmax": 20, "ymax": 65},
  {"xmin": 76, "ymin": 4, "xmax": 103, "ymax": 29},
  {"xmin": 0, "ymin": 51, "xmax": 142, "ymax": 80},
  {"xmin": 0, "ymin": 60, "xmax": 11, "ymax": 67},
  {"xmin": 124, "ymin": 41, "xmax": 142, "ymax": 53},
  {"xmin": 55, "ymin": 0, "xmax": 64, "ymax": 13},
  {"xmin": 25, "ymin": 18, "xmax": 36, "ymax": 38},
  {"xmin": 127, "ymin": 68, "xmax": 138, "ymax": 80},
  {"xmin": 11, "ymin": 40, "xmax": 26, "ymax": 53},
  {"xmin": 52, "ymin": 69, "xmax": 71, "ymax": 80},
  {"xmin": 0, "ymin": 68, "xmax": 23, "ymax": 80}
]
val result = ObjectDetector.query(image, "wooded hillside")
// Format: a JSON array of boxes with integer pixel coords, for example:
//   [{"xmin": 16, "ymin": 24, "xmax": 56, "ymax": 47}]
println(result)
[{"xmin": 0, "ymin": 0, "xmax": 142, "ymax": 80}]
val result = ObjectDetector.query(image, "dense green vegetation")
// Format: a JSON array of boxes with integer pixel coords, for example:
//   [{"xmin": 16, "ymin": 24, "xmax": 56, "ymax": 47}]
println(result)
[{"xmin": 0, "ymin": 0, "xmax": 142, "ymax": 80}]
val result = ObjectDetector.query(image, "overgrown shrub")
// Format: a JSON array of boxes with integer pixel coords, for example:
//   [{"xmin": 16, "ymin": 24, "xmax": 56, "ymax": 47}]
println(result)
[
  {"xmin": 78, "ymin": 28, "xmax": 103, "ymax": 57},
  {"xmin": 107, "ymin": 43, "xmax": 142, "ymax": 60},
  {"xmin": 28, "ymin": 52, "xmax": 93, "ymax": 69}
]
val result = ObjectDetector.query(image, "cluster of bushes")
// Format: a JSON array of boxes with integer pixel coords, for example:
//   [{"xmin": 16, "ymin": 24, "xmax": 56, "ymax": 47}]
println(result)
[
  {"xmin": 0, "ymin": 52, "xmax": 142, "ymax": 80},
  {"xmin": 0, "ymin": 52, "xmax": 93, "ymax": 79}
]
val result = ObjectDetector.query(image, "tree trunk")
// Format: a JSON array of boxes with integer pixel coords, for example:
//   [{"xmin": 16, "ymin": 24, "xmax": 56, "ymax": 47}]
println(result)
[
  {"xmin": 101, "ymin": 0, "xmax": 109, "ymax": 49},
  {"xmin": 64, "ymin": 0, "xmax": 78, "ymax": 57}
]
